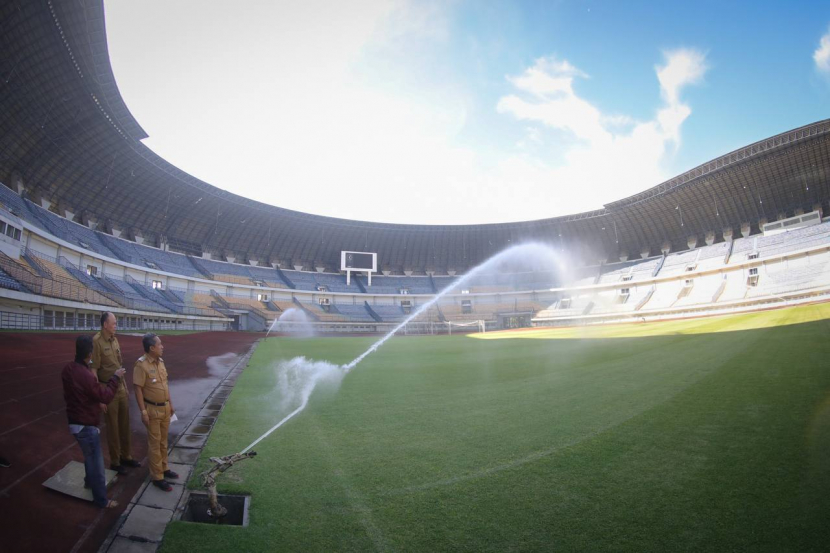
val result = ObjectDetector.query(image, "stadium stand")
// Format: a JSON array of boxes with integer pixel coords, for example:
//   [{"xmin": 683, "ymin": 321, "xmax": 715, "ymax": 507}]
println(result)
[
  {"xmin": 98, "ymin": 273, "xmax": 171, "ymax": 313},
  {"xmin": 4, "ymin": 196, "xmax": 830, "ymax": 330},
  {"xmin": 730, "ymin": 235, "xmax": 756, "ymax": 260},
  {"xmin": 694, "ymin": 241, "xmax": 731, "ymax": 270},
  {"xmin": 214, "ymin": 274, "xmax": 255, "ymax": 285},
  {"xmin": 0, "ymin": 266, "xmax": 22, "ymax": 291},
  {"xmin": 597, "ymin": 259, "xmax": 646, "ymax": 284},
  {"xmin": 431, "ymin": 276, "xmax": 454, "ymax": 293},
  {"xmin": 325, "ymin": 303, "xmax": 370, "ymax": 322},
  {"xmin": 758, "ymin": 221, "xmax": 830, "ymax": 258},
  {"xmin": 21, "ymin": 200, "xmax": 118, "ymax": 259},
  {"xmin": 370, "ymin": 304, "xmax": 408, "ymax": 323},
  {"xmin": 223, "ymin": 296, "xmax": 273, "ymax": 320},
  {"xmin": 657, "ymin": 249, "xmax": 701, "ymax": 277},
  {"xmin": 20, "ymin": 251, "xmax": 120, "ymax": 307}
]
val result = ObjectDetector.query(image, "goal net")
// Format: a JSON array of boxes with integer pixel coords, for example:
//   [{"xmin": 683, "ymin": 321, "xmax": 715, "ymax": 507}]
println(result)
[{"xmin": 447, "ymin": 320, "xmax": 486, "ymax": 334}]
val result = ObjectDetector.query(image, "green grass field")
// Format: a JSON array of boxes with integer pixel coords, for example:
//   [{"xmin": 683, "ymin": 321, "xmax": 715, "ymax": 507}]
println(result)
[{"xmin": 162, "ymin": 303, "xmax": 830, "ymax": 552}]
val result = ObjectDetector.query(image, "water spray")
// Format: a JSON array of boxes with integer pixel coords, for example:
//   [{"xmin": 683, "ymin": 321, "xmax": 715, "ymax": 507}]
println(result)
[
  {"xmin": 204, "ymin": 244, "xmax": 565, "ymax": 510},
  {"xmin": 247, "ymin": 243, "xmax": 564, "ymax": 447},
  {"xmin": 266, "ymin": 307, "xmax": 315, "ymax": 338}
]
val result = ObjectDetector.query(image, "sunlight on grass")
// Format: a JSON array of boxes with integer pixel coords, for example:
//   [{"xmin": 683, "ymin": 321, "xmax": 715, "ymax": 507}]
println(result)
[{"xmin": 470, "ymin": 302, "xmax": 830, "ymax": 340}]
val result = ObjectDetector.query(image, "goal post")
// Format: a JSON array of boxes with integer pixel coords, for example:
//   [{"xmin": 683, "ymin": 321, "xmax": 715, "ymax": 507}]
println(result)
[{"xmin": 447, "ymin": 320, "xmax": 485, "ymax": 335}]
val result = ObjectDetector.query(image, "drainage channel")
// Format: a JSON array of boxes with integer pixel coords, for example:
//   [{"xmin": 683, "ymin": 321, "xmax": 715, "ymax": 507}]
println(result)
[{"xmin": 98, "ymin": 340, "xmax": 260, "ymax": 553}]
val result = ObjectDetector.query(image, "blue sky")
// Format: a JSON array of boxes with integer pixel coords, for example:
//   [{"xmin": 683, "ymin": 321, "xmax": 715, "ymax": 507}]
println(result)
[{"xmin": 105, "ymin": 1, "xmax": 830, "ymax": 225}]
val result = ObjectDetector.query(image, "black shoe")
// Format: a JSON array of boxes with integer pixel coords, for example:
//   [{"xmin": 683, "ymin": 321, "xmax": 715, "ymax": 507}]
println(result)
[
  {"xmin": 152, "ymin": 479, "xmax": 172, "ymax": 492},
  {"xmin": 163, "ymin": 470, "xmax": 179, "ymax": 480},
  {"xmin": 0, "ymin": 457, "xmax": 9, "ymax": 468},
  {"xmin": 109, "ymin": 464, "xmax": 127, "ymax": 476},
  {"xmin": 121, "ymin": 458, "xmax": 141, "ymax": 468}
]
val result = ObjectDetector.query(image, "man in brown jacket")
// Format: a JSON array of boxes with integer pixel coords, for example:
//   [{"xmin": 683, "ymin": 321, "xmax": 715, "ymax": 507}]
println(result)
[{"xmin": 92, "ymin": 312, "xmax": 139, "ymax": 475}]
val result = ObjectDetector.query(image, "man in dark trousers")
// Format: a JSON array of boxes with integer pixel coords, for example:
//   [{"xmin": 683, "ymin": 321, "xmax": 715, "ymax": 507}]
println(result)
[
  {"xmin": 62, "ymin": 335, "xmax": 125, "ymax": 508},
  {"xmin": 92, "ymin": 312, "xmax": 139, "ymax": 475}
]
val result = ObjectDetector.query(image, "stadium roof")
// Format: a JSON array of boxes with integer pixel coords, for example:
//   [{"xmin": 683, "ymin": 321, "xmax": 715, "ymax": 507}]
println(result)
[{"xmin": 2, "ymin": 0, "xmax": 829, "ymax": 273}]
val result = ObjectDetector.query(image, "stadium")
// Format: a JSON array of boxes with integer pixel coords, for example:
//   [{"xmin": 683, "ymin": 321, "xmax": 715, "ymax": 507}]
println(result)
[{"xmin": 0, "ymin": 2, "xmax": 829, "ymax": 552}]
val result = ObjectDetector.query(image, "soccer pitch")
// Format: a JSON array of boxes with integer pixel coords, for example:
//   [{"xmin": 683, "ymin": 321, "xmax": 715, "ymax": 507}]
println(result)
[{"xmin": 162, "ymin": 303, "xmax": 830, "ymax": 552}]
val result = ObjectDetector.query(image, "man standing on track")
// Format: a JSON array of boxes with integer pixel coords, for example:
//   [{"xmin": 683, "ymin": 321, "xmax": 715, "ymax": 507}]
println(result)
[
  {"xmin": 92, "ymin": 312, "xmax": 139, "ymax": 475},
  {"xmin": 62, "ymin": 335, "xmax": 124, "ymax": 508},
  {"xmin": 133, "ymin": 333, "xmax": 178, "ymax": 491}
]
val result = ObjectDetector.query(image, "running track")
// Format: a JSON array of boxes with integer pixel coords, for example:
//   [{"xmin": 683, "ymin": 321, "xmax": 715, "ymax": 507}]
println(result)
[{"xmin": 0, "ymin": 331, "xmax": 261, "ymax": 553}]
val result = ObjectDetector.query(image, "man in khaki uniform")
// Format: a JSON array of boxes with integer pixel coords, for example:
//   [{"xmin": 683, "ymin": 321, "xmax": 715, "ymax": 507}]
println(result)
[
  {"xmin": 91, "ymin": 312, "xmax": 139, "ymax": 475},
  {"xmin": 133, "ymin": 333, "xmax": 179, "ymax": 491}
]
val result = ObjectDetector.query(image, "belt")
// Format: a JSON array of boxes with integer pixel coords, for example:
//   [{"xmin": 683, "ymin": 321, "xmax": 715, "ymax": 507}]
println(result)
[{"xmin": 144, "ymin": 399, "xmax": 168, "ymax": 407}]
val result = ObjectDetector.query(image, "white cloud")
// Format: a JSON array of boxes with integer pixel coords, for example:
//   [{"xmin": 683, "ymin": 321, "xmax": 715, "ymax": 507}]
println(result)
[
  {"xmin": 656, "ymin": 49, "xmax": 707, "ymax": 104},
  {"xmin": 815, "ymin": 27, "xmax": 830, "ymax": 75},
  {"xmin": 495, "ymin": 49, "xmax": 708, "ymax": 213},
  {"xmin": 107, "ymin": 1, "xmax": 708, "ymax": 225}
]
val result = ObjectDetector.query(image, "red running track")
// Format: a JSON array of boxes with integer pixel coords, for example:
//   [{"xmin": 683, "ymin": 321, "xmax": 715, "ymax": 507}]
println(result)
[{"xmin": 0, "ymin": 331, "xmax": 261, "ymax": 553}]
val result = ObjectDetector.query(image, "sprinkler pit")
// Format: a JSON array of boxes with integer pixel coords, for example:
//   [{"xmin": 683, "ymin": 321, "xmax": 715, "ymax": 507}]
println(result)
[{"xmin": 182, "ymin": 492, "xmax": 250, "ymax": 526}]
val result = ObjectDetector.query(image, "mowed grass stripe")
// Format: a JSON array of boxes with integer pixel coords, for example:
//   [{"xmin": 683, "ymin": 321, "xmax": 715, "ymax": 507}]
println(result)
[{"xmin": 162, "ymin": 303, "xmax": 830, "ymax": 552}]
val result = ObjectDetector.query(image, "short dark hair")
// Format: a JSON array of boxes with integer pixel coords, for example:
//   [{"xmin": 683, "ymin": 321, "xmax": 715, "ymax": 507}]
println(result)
[
  {"xmin": 75, "ymin": 335, "xmax": 94, "ymax": 363},
  {"xmin": 142, "ymin": 333, "xmax": 158, "ymax": 353},
  {"xmin": 100, "ymin": 311, "xmax": 113, "ymax": 327}
]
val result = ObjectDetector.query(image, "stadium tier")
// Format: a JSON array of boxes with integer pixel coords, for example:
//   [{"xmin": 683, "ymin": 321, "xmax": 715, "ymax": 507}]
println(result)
[{"xmin": 3, "ymin": 185, "xmax": 830, "ymax": 330}]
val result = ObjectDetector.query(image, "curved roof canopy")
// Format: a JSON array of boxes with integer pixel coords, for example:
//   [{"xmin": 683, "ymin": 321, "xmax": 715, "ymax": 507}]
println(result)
[{"xmin": 1, "ymin": 0, "xmax": 829, "ymax": 273}]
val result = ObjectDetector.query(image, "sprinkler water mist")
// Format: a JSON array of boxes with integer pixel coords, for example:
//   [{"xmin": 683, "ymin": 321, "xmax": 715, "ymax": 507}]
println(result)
[{"xmin": 200, "ymin": 451, "xmax": 257, "ymax": 519}]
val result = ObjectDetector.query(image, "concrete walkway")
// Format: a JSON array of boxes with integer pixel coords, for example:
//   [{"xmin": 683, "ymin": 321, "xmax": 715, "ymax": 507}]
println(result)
[{"xmin": 100, "ymin": 341, "xmax": 258, "ymax": 553}]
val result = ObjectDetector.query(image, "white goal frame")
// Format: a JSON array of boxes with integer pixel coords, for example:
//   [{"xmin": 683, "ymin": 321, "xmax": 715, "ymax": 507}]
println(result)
[{"xmin": 447, "ymin": 320, "xmax": 485, "ymax": 334}]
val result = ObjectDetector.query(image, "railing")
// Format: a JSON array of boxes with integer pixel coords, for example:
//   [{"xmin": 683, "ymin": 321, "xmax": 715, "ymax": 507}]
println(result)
[
  {"xmin": 57, "ymin": 255, "xmax": 82, "ymax": 271},
  {"xmin": 652, "ymin": 254, "xmax": 667, "ymax": 277},
  {"xmin": 55, "ymin": 261, "xmax": 127, "ymax": 308},
  {"xmin": 0, "ymin": 310, "xmax": 231, "ymax": 332},
  {"xmin": 210, "ymin": 290, "xmax": 230, "ymax": 309},
  {"xmin": 711, "ymin": 279, "xmax": 727, "ymax": 303},
  {"xmin": 0, "ymin": 310, "xmax": 44, "ymax": 330},
  {"xmin": 364, "ymin": 301, "xmax": 383, "ymax": 322},
  {"xmin": 179, "ymin": 305, "xmax": 225, "ymax": 317},
  {"xmin": 292, "ymin": 297, "xmax": 319, "ymax": 321},
  {"xmin": 241, "ymin": 306, "xmax": 267, "ymax": 329},
  {"xmin": 159, "ymin": 287, "xmax": 182, "ymax": 304},
  {"xmin": 353, "ymin": 274, "xmax": 367, "ymax": 293},
  {"xmin": 723, "ymin": 239, "xmax": 734, "ymax": 264},
  {"xmin": 95, "ymin": 232, "xmax": 135, "ymax": 264},
  {"xmin": 21, "ymin": 248, "xmax": 52, "ymax": 278},
  {"xmin": 1, "ymin": 251, "xmax": 114, "ymax": 307},
  {"xmin": 274, "ymin": 266, "xmax": 296, "ymax": 289},
  {"xmin": 99, "ymin": 275, "xmax": 170, "ymax": 313},
  {"xmin": 0, "ymin": 257, "xmax": 227, "ymax": 321},
  {"xmin": 187, "ymin": 255, "xmax": 214, "ymax": 280},
  {"xmin": 124, "ymin": 274, "xmax": 173, "ymax": 311},
  {"xmin": 635, "ymin": 287, "xmax": 655, "ymax": 311},
  {"xmin": 226, "ymin": 302, "xmax": 271, "ymax": 322},
  {"xmin": 23, "ymin": 246, "xmax": 59, "ymax": 265},
  {"xmin": 0, "ymin": 253, "xmax": 43, "ymax": 294}
]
